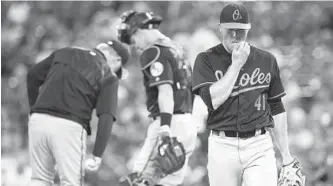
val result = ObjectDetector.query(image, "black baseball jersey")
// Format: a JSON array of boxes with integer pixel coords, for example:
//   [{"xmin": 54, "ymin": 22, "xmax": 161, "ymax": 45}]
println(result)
[
  {"xmin": 192, "ymin": 44, "xmax": 285, "ymax": 132},
  {"xmin": 140, "ymin": 43, "xmax": 193, "ymax": 118},
  {"xmin": 27, "ymin": 47, "xmax": 119, "ymax": 135}
]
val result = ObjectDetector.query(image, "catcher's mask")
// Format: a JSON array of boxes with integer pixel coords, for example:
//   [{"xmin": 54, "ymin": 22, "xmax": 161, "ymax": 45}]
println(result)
[{"xmin": 117, "ymin": 10, "xmax": 162, "ymax": 44}]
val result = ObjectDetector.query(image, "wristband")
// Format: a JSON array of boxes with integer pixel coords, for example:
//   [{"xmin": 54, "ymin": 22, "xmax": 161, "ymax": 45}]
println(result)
[{"xmin": 160, "ymin": 112, "xmax": 172, "ymax": 126}]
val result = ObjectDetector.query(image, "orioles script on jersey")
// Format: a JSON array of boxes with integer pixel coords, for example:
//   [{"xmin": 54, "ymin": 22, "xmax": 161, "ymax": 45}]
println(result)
[{"xmin": 231, "ymin": 68, "xmax": 271, "ymax": 97}]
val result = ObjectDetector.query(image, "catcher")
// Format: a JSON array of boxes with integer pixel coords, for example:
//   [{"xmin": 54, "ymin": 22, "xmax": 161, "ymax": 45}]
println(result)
[{"xmin": 117, "ymin": 10, "xmax": 197, "ymax": 186}]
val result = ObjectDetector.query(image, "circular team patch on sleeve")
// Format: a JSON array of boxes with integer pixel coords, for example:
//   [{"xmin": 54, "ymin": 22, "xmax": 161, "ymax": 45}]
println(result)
[
  {"xmin": 150, "ymin": 62, "xmax": 164, "ymax": 77},
  {"xmin": 89, "ymin": 51, "xmax": 96, "ymax": 56}
]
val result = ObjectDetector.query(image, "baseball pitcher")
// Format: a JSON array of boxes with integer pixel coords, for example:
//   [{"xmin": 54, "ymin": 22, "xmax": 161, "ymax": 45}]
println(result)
[
  {"xmin": 117, "ymin": 11, "xmax": 197, "ymax": 186},
  {"xmin": 192, "ymin": 3, "xmax": 305, "ymax": 186}
]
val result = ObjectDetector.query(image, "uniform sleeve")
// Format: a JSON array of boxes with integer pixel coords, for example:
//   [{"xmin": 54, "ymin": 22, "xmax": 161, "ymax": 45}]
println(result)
[
  {"xmin": 268, "ymin": 55, "xmax": 286, "ymax": 100},
  {"xmin": 27, "ymin": 51, "xmax": 55, "ymax": 108},
  {"xmin": 95, "ymin": 76, "xmax": 119, "ymax": 120},
  {"xmin": 140, "ymin": 46, "xmax": 173, "ymax": 87},
  {"xmin": 192, "ymin": 52, "xmax": 216, "ymax": 95}
]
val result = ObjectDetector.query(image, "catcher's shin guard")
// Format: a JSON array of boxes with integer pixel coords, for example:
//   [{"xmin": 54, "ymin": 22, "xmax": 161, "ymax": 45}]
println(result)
[
  {"xmin": 119, "ymin": 172, "xmax": 150, "ymax": 186},
  {"xmin": 121, "ymin": 138, "xmax": 165, "ymax": 186}
]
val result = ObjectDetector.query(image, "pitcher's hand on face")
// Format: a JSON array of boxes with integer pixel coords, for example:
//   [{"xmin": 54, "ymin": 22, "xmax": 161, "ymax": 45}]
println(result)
[{"xmin": 232, "ymin": 41, "xmax": 250, "ymax": 69}]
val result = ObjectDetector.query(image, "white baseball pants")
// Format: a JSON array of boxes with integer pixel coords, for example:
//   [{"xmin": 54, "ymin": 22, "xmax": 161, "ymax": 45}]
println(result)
[
  {"xmin": 28, "ymin": 113, "xmax": 87, "ymax": 186},
  {"xmin": 207, "ymin": 130, "xmax": 278, "ymax": 186},
  {"xmin": 133, "ymin": 113, "xmax": 197, "ymax": 186}
]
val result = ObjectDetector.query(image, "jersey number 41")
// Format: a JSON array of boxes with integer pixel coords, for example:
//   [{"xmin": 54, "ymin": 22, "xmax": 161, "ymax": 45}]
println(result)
[{"xmin": 255, "ymin": 94, "xmax": 266, "ymax": 111}]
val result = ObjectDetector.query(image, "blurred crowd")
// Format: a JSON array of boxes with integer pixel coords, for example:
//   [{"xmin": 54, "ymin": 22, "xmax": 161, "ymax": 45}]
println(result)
[{"xmin": 1, "ymin": 1, "xmax": 333, "ymax": 186}]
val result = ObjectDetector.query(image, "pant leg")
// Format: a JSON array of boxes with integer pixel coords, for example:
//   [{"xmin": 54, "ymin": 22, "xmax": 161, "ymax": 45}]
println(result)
[
  {"xmin": 28, "ymin": 113, "xmax": 56, "ymax": 186},
  {"xmin": 132, "ymin": 119, "xmax": 162, "ymax": 185},
  {"xmin": 133, "ymin": 114, "xmax": 197, "ymax": 186},
  {"xmin": 241, "ymin": 133, "xmax": 278, "ymax": 186},
  {"xmin": 159, "ymin": 114, "xmax": 197, "ymax": 186},
  {"xmin": 207, "ymin": 134, "xmax": 242, "ymax": 186},
  {"xmin": 47, "ymin": 115, "xmax": 87, "ymax": 186},
  {"xmin": 133, "ymin": 119, "xmax": 160, "ymax": 173}
]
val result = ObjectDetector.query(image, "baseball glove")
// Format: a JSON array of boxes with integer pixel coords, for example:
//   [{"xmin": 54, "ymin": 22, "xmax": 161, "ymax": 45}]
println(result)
[
  {"xmin": 118, "ymin": 137, "xmax": 186, "ymax": 186},
  {"xmin": 278, "ymin": 158, "xmax": 306, "ymax": 186},
  {"xmin": 155, "ymin": 136, "xmax": 186, "ymax": 175}
]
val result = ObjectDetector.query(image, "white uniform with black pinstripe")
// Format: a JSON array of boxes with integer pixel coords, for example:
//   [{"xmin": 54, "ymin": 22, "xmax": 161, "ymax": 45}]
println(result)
[
  {"xmin": 28, "ymin": 113, "xmax": 86, "ymax": 186},
  {"xmin": 132, "ymin": 114, "xmax": 197, "ymax": 186}
]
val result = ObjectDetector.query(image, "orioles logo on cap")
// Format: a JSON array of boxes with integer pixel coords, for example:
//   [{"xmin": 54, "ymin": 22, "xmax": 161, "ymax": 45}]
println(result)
[{"xmin": 232, "ymin": 9, "xmax": 242, "ymax": 21}]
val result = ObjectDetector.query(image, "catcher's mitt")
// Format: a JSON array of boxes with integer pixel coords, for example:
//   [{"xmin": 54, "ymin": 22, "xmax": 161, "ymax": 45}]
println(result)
[
  {"xmin": 118, "ymin": 137, "xmax": 186, "ymax": 186},
  {"xmin": 155, "ymin": 136, "xmax": 186, "ymax": 175},
  {"xmin": 278, "ymin": 158, "xmax": 306, "ymax": 186}
]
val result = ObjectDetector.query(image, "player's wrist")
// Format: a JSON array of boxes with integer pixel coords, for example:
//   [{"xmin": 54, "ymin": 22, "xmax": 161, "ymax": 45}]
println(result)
[
  {"xmin": 92, "ymin": 156, "xmax": 102, "ymax": 164},
  {"xmin": 159, "ymin": 125, "xmax": 171, "ymax": 139},
  {"xmin": 91, "ymin": 149, "xmax": 102, "ymax": 157},
  {"xmin": 230, "ymin": 63, "xmax": 243, "ymax": 71},
  {"xmin": 92, "ymin": 146, "xmax": 104, "ymax": 158},
  {"xmin": 160, "ymin": 112, "xmax": 172, "ymax": 127}
]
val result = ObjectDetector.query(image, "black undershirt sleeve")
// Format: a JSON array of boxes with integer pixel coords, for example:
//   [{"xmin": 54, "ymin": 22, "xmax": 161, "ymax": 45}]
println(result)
[
  {"xmin": 93, "ymin": 76, "xmax": 119, "ymax": 157},
  {"xmin": 96, "ymin": 76, "xmax": 119, "ymax": 118},
  {"xmin": 93, "ymin": 113, "xmax": 114, "ymax": 157},
  {"xmin": 267, "ymin": 98, "xmax": 285, "ymax": 116}
]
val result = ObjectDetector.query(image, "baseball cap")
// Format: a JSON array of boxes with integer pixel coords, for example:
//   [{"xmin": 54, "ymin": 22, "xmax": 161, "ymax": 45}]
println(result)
[
  {"xmin": 106, "ymin": 40, "xmax": 129, "ymax": 65},
  {"xmin": 117, "ymin": 10, "xmax": 162, "ymax": 44},
  {"xmin": 219, "ymin": 3, "xmax": 251, "ymax": 29},
  {"xmin": 125, "ymin": 11, "xmax": 162, "ymax": 34},
  {"xmin": 105, "ymin": 40, "xmax": 130, "ymax": 79}
]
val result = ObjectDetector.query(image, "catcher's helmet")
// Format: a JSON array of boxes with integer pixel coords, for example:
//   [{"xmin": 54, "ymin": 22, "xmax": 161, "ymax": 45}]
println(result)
[{"xmin": 117, "ymin": 10, "xmax": 162, "ymax": 44}]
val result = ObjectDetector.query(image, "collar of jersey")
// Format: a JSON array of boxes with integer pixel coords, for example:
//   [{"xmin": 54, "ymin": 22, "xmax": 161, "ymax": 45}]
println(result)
[{"xmin": 217, "ymin": 43, "xmax": 232, "ymax": 57}]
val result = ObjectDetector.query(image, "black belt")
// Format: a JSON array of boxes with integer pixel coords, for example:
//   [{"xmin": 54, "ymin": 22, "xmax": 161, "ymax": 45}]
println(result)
[
  {"xmin": 212, "ymin": 128, "xmax": 266, "ymax": 138},
  {"xmin": 174, "ymin": 111, "xmax": 189, "ymax": 115}
]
